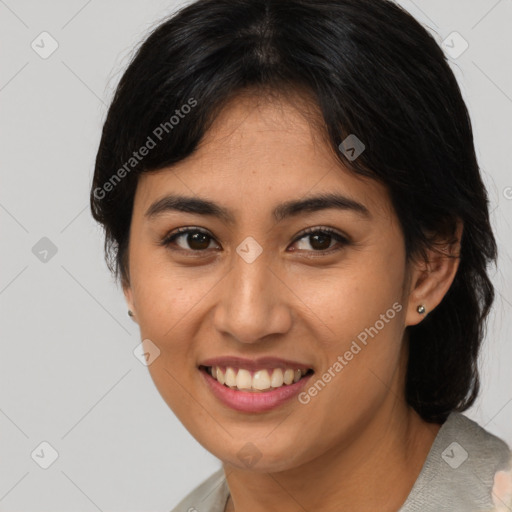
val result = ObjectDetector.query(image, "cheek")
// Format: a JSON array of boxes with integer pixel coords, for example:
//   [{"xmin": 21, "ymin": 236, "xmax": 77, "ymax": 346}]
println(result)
[
  {"xmin": 129, "ymin": 242, "xmax": 209, "ymax": 336},
  {"xmin": 129, "ymin": 259, "xmax": 207, "ymax": 413},
  {"xmin": 292, "ymin": 308, "xmax": 406, "ymax": 456},
  {"xmin": 288, "ymin": 249, "xmax": 406, "ymax": 347},
  {"xmin": 287, "ymin": 249, "xmax": 407, "ymax": 408}
]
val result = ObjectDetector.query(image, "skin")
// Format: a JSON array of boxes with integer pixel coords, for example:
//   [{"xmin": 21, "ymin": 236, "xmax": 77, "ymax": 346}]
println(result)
[{"xmin": 123, "ymin": 90, "xmax": 462, "ymax": 512}]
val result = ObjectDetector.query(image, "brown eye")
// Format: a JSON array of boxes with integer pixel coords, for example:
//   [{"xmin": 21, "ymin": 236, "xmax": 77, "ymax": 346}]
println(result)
[
  {"xmin": 162, "ymin": 228, "xmax": 218, "ymax": 252},
  {"xmin": 291, "ymin": 228, "xmax": 350, "ymax": 253},
  {"xmin": 308, "ymin": 233, "xmax": 333, "ymax": 250},
  {"xmin": 182, "ymin": 231, "xmax": 211, "ymax": 250},
  {"xmin": 160, "ymin": 226, "xmax": 349, "ymax": 256}
]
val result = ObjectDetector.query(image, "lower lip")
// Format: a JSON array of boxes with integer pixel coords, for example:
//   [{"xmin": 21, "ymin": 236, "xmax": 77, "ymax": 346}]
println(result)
[{"xmin": 199, "ymin": 367, "xmax": 314, "ymax": 413}]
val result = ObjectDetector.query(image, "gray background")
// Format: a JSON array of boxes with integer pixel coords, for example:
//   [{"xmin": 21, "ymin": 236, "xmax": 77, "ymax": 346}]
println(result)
[{"xmin": 0, "ymin": 0, "xmax": 511, "ymax": 510}]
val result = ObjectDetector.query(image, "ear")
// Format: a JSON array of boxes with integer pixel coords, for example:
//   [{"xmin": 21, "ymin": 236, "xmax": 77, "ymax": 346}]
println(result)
[
  {"xmin": 405, "ymin": 218, "xmax": 463, "ymax": 327},
  {"xmin": 123, "ymin": 280, "xmax": 138, "ymax": 323}
]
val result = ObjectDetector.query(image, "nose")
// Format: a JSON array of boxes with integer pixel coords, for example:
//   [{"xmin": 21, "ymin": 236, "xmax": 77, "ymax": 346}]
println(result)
[{"xmin": 213, "ymin": 251, "xmax": 293, "ymax": 344}]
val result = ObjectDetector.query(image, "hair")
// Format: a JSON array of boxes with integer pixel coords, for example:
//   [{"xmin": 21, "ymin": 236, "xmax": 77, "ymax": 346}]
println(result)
[{"xmin": 90, "ymin": 0, "xmax": 498, "ymax": 423}]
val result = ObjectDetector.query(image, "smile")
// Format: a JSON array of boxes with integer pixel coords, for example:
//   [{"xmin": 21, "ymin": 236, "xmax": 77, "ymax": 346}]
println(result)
[
  {"xmin": 199, "ymin": 365, "xmax": 315, "ymax": 412},
  {"xmin": 201, "ymin": 365, "xmax": 314, "ymax": 392}
]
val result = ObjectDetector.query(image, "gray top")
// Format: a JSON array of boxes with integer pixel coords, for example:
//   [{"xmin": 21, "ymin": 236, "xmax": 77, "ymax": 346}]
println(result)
[{"xmin": 170, "ymin": 412, "xmax": 512, "ymax": 512}]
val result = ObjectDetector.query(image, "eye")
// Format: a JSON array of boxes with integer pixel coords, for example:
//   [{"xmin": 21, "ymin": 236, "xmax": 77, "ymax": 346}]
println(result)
[
  {"xmin": 161, "ymin": 227, "xmax": 219, "ymax": 252},
  {"xmin": 290, "ymin": 227, "xmax": 350, "ymax": 254},
  {"xmin": 160, "ymin": 226, "xmax": 350, "ymax": 255}
]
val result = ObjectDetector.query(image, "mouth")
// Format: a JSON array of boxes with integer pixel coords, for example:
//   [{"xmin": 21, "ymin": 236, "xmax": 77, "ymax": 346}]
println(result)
[{"xmin": 199, "ymin": 365, "xmax": 315, "ymax": 393}]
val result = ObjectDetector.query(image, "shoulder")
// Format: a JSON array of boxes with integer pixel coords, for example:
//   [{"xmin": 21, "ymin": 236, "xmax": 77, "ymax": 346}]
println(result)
[
  {"xmin": 442, "ymin": 412, "xmax": 511, "ymax": 475},
  {"xmin": 401, "ymin": 411, "xmax": 512, "ymax": 512},
  {"xmin": 169, "ymin": 468, "xmax": 229, "ymax": 512}
]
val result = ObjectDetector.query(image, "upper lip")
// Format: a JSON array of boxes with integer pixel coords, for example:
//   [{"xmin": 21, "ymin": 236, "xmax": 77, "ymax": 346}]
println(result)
[{"xmin": 199, "ymin": 356, "xmax": 314, "ymax": 372}]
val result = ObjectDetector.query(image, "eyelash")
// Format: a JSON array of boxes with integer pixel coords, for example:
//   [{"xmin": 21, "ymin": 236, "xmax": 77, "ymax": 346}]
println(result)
[{"xmin": 160, "ymin": 226, "xmax": 350, "ymax": 256}]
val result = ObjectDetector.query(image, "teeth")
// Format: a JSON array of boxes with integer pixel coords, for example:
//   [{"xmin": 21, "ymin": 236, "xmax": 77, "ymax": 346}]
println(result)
[
  {"xmin": 215, "ymin": 367, "xmax": 225, "ymax": 385},
  {"xmin": 253, "ymin": 369, "xmax": 271, "ymax": 390},
  {"xmin": 225, "ymin": 367, "xmax": 237, "ymax": 387},
  {"xmin": 270, "ymin": 368, "xmax": 284, "ymax": 387},
  {"xmin": 236, "ymin": 369, "xmax": 252, "ymax": 390},
  {"xmin": 283, "ymin": 368, "xmax": 294, "ymax": 385},
  {"xmin": 207, "ymin": 366, "xmax": 310, "ymax": 392}
]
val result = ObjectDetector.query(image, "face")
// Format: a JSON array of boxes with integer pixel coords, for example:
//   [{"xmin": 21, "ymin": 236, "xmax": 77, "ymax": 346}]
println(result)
[{"xmin": 124, "ymin": 92, "xmax": 420, "ymax": 472}]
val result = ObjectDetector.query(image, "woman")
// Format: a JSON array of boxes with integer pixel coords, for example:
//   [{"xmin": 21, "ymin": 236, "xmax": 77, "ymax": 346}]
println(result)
[{"xmin": 90, "ymin": 0, "xmax": 512, "ymax": 510}]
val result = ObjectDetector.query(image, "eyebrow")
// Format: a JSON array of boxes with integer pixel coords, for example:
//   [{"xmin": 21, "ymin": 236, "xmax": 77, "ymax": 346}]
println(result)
[{"xmin": 144, "ymin": 192, "xmax": 371, "ymax": 224}]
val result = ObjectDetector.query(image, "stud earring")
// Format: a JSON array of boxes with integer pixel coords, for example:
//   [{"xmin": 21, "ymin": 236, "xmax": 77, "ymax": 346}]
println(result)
[
  {"xmin": 128, "ymin": 310, "xmax": 134, "ymax": 318},
  {"xmin": 417, "ymin": 304, "xmax": 426, "ymax": 315}
]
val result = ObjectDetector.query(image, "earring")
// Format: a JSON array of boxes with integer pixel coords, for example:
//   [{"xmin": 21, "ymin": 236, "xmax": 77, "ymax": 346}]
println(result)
[
  {"xmin": 417, "ymin": 304, "xmax": 426, "ymax": 315},
  {"xmin": 128, "ymin": 310, "xmax": 134, "ymax": 318}
]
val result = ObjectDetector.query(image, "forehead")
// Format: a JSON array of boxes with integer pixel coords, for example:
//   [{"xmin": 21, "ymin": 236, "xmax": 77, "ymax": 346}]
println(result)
[
  {"xmin": 135, "ymin": 92, "xmax": 393, "ymax": 221},
  {"xmin": 192, "ymin": 90, "xmax": 337, "ymax": 169}
]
